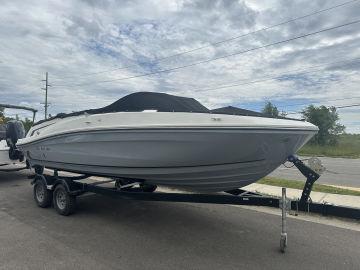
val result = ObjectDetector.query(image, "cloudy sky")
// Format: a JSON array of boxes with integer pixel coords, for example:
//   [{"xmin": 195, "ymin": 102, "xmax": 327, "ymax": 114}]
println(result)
[{"xmin": 1, "ymin": 0, "xmax": 359, "ymax": 132}]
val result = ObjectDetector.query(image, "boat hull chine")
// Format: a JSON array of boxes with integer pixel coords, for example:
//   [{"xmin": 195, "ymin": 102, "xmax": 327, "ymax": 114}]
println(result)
[{"xmin": 18, "ymin": 128, "xmax": 315, "ymax": 192}]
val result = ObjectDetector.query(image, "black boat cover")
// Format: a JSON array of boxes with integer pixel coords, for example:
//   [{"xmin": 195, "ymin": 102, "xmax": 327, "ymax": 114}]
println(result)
[
  {"xmin": 35, "ymin": 92, "xmax": 302, "ymax": 126},
  {"xmin": 35, "ymin": 92, "xmax": 210, "ymax": 125},
  {"xmin": 211, "ymin": 105, "xmax": 302, "ymax": 121},
  {"xmin": 211, "ymin": 106, "xmax": 266, "ymax": 117},
  {"xmin": 98, "ymin": 92, "xmax": 210, "ymax": 113}
]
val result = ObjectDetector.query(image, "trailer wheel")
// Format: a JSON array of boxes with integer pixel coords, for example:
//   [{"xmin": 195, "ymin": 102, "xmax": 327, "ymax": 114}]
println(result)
[
  {"xmin": 34, "ymin": 179, "xmax": 52, "ymax": 208},
  {"xmin": 53, "ymin": 184, "xmax": 76, "ymax": 216}
]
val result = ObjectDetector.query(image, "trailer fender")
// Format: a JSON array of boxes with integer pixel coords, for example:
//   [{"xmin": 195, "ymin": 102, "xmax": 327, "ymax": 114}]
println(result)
[
  {"xmin": 31, "ymin": 174, "xmax": 55, "ymax": 187},
  {"xmin": 52, "ymin": 179, "xmax": 84, "ymax": 196}
]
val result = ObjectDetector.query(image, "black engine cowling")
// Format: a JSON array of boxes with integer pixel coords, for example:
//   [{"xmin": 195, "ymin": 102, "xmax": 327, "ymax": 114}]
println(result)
[{"xmin": 6, "ymin": 120, "xmax": 25, "ymax": 161}]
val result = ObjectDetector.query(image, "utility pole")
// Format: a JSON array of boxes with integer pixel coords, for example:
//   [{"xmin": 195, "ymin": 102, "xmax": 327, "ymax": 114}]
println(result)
[{"xmin": 41, "ymin": 72, "xmax": 50, "ymax": 119}]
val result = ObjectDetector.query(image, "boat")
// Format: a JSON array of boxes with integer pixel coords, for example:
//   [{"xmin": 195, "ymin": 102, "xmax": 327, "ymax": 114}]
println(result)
[
  {"xmin": 17, "ymin": 92, "xmax": 318, "ymax": 192},
  {"xmin": 0, "ymin": 104, "xmax": 37, "ymax": 170}
]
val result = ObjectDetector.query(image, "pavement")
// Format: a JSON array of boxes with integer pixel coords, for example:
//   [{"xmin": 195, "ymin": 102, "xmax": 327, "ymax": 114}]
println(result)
[
  {"xmin": 270, "ymin": 156, "xmax": 360, "ymax": 188},
  {"xmin": 1, "ymin": 170, "xmax": 360, "ymax": 270},
  {"xmin": 243, "ymin": 183, "xmax": 360, "ymax": 208}
]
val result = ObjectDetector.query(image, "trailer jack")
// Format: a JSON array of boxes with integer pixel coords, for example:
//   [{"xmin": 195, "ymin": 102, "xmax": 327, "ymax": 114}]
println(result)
[
  {"xmin": 287, "ymin": 155, "xmax": 320, "ymax": 205},
  {"xmin": 287, "ymin": 155, "xmax": 359, "ymax": 219}
]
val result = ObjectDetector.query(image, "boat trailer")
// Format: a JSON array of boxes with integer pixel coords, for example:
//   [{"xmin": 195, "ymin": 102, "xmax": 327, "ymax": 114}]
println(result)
[{"xmin": 30, "ymin": 155, "xmax": 360, "ymax": 253}]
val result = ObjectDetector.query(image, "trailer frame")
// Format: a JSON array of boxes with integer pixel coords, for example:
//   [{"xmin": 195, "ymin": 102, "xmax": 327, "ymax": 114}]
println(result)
[{"xmin": 30, "ymin": 155, "xmax": 360, "ymax": 253}]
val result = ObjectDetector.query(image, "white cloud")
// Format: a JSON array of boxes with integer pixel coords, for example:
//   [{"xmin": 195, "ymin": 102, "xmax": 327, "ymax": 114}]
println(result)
[{"xmin": 0, "ymin": 0, "xmax": 359, "ymax": 133}]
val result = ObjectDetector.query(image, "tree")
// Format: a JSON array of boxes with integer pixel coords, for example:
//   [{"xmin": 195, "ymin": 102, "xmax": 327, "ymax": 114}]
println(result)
[
  {"xmin": 0, "ymin": 108, "xmax": 33, "ymax": 133},
  {"xmin": 262, "ymin": 101, "xmax": 279, "ymax": 118},
  {"xmin": 302, "ymin": 105, "xmax": 345, "ymax": 145},
  {"xmin": 21, "ymin": 117, "xmax": 33, "ymax": 133},
  {"xmin": 0, "ymin": 107, "xmax": 4, "ymax": 124}
]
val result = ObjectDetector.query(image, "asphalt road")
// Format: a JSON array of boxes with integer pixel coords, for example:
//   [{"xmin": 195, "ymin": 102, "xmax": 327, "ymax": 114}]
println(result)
[
  {"xmin": 0, "ymin": 170, "xmax": 359, "ymax": 270},
  {"xmin": 270, "ymin": 156, "xmax": 360, "ymax": 188}
]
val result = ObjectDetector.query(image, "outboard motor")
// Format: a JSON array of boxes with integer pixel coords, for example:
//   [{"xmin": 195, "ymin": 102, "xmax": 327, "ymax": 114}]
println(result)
[{"xmin": 6, "ymin": 120, "xmax": 25, "ymax": 161}]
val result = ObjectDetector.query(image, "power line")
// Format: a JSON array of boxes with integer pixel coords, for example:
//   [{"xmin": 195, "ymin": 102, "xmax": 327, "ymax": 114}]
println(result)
[
  {"xmin": 287, "ymin": 103, "xmax": 360, "ymax": 114},
  {"xmin": 238, "ymin": 96, "xmax": 360, "ymax": 115},
  {"xmin": 53, "ymin": 19, "xmax": 360, "ymax": 87},
  {"xmin": 153, "ymin": 0, "xmax": 360, "ymax": 61},
  {"xmin": 53, "ymin": 0, "xmax": 359, "ymax": 81},
  {"xmin": 191, "ymin": 57, "xmax": 360, "ymax": 93},
  {"xmin": 281, "ymin": 96, "xmax": 360, "ymax": 108},
  {"xmin": 337, "ymin": 103, "xmax": 360, "ymax": 108},
  {"xmin": 227, "ymin": 76, "xmax": 360, "ymax": 113}
]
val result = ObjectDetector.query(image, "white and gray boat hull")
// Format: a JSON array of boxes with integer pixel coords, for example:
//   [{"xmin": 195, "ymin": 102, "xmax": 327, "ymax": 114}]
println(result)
[{"xmin": 18, "ymin": 127, "xmax": 315, "ymax": 191}]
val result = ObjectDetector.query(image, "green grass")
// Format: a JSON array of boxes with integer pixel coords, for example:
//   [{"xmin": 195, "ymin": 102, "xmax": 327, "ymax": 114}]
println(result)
[
  {"xmin": 297, "ymin": 134, "xmax": 360, "ymax": 158},
  {"xmin": 258, "ymin": 177, "xmax": 360, "ymax": 196}
]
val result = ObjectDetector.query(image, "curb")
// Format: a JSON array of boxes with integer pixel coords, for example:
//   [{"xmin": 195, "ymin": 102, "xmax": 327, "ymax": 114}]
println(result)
[{"xmin": 243, "ymin": 183, "xmax": 360, "ymax": 209}]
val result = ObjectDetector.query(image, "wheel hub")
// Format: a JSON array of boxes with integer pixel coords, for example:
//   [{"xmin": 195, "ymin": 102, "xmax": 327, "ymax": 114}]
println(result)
[
  {"xmin": 56, "ymin": 190, "xmax": 67, "ymax": 210},
  {"xmin": 35, "ymin": 184, "xmax": 45, "ymax": 201}
]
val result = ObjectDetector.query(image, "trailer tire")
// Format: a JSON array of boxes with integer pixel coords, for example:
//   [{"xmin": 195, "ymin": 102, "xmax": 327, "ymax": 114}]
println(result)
[
  {"xmin": 53, "ymin": 184, "xmax": 76, "ymax": 216},
  {"xmin": 34, "ymin": 179, "xmax": 52, "ymax": 208}
]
